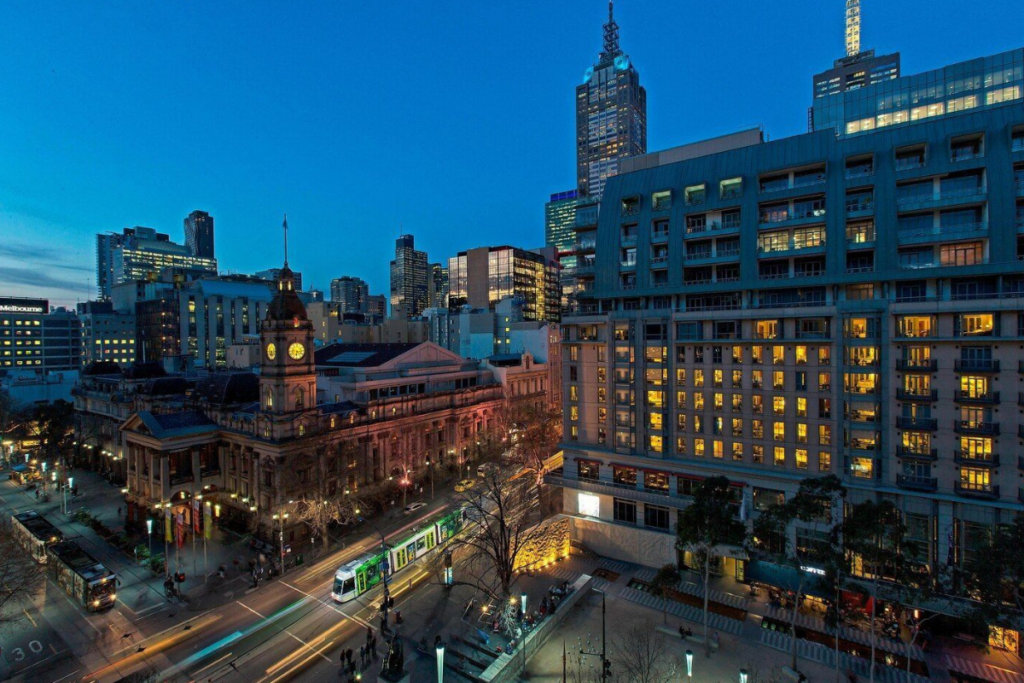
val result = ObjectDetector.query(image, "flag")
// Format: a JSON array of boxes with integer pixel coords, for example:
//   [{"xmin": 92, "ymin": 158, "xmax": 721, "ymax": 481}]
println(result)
[
  {"xmin": 192, "ymin": 498, "xmax": 201, "ymax": 533},
  {"xmin": 165, "ymin": 506, "xmax": 173, "ymax": 543},
  {"xmin": 204, "ymin": 502, "xmax": 213, "ymax": 541},
  {"xmin": 176, "ymin": 512, "xmax": 185, "ymax": 549}
]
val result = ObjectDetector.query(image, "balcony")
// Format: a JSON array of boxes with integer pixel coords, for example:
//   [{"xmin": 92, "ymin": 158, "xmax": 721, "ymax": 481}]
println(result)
[
  {"xmin": 846, "ymin": 201, "xmax": 874, "ymax": 216},
  {"xmin": 896, "ymin": 416, "xmax": 937, "ymax": 430},
  {"xmin": 896, "ymin": 358, "xmax": 936, "ymax": 371},
  {"xmin": 896, "ymin": 446, "xmax": 937, "ymax": 461},
  {"xmin": 954, "ymin": 452, "xmax": 999, "ymax": 467},
  {"xmin": 895, "ymin": 186, "xmax": 986, "ymax": 210},
  {"xmin": 896, "ymin": 388, "xmax": 937, "ymax": 402},
  {"xmin": 897, "ymin": 222, "xmax": 988, "ymax": 246},
  {"xmin": 955, "ymin": 359, "xmax": 999, "ymax": 372},
  {"xmin": 954, "ymin": 420, "xmax": 999, "ymax": 435},
  {"xmin": 574, "ymin": 241, "xmax": 596, "ymax": 253},
  {"xmin": 954, "ymin": 390, "xmax": 999, "ymax": 404},
  {"xmin": 955, "ymin": 482, "xmax": 999, "ymax": 499},
  {"xmin": 576, "ymin": 261, "xmax": 595, "ymax": 275},
  {"xmin": 896, "ymin": 474, "xmax": 938, "ymax": 492},
  {"xmin": 620, "ymin": 259, "xmax": 637, "ymax": 269},
  {"xmin": 759, "ymin": 208, "xmax": 826, "ymax": 227},
  {"xmin": 651, "ymin": 230, "xmax": 669, "ymax": 243}
]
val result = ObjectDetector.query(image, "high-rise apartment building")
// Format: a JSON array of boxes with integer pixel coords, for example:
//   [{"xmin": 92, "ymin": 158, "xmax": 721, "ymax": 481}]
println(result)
[
  {"xmin": 366, "ymin": 294, "xmax": 387, "ymax": 323},
  {"xmin": 429, "ymin": 263, "xmax": 449, "ymax": 309},
  {"xmin": 184, "ymin": 210, "xmax": 215, "ymax": 259},
  {"xmin": 546, "ymin": 190, "xmax": 582, "ymax": 267},
  {"xmin": 96, "ymin": 227, "xmax": 217, "ymax": 299},
  {"xmin": 0, "ymin": 298, "xmax": 81, "ymax": 376},
  {"xmin": 77, "ymin": 300, "xmax": 136, "ymax": 367},
  {"xmin": 554, "ymin": 48, "xmax": 1024, "ymax": 583},
  {"xmin": 330, "ymin": 276, "xmax": 370, "ymax": 313},
  {"xmin": 576, "ymin": 2, "xmax": 646, "ymax": 198},
  {"xmin": 447, "ymin": 246, "xmax": 561, "ymax": 324},
  {"xmin": 389, "ymin": 234, "xmax": 429, "ymax": 318}
]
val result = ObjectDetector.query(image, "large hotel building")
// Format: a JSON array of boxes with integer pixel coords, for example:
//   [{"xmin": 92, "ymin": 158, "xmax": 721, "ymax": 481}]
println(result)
[{"xmin": 554, "ymin": 48, "xmax": 1024, "ymax": 579}]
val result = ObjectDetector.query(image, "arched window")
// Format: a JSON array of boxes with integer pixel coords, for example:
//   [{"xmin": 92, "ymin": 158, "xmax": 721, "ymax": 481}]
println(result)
[
  {"xmin": 294, "ymin": 387, "xmax": 304, "ymax": 409},
  {"xmin": 330, "ymin": 416, "xmax": 336, "ymax": 428},
  {"xmin": 266, "ymin": 389, "xmax": 273, "ymax": 409}
]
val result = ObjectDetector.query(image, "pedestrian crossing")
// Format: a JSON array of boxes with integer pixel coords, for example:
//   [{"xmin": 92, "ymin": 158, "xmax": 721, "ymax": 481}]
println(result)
[
  {"xmin": 618, "ymin": 585, "xmax": 745, "ymax": 635},
  {"xmin": 633, "ymin": 568, "xmax": 748, "ymax": 611},
  {"xmin": 535, "ymin": 566, "xmax": 610, "ymax": 593},
  {"xmin": 763, "ymin": 606, "xmax": 925, "ymax": 660},
  {"xmin": 596, "ymin": 558, "xmax": 634, "ymax": 574},
  {"xmin": 944, "ymin": 654, "xmax": 1024, "ymax": 683},
  {"xmin": 759, "ymin": 629, "xmax": 931, "ymax": 683}
]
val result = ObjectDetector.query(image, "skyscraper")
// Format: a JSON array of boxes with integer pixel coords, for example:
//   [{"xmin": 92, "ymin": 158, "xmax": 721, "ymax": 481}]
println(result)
[
  {"xmin": 389, "ymin": 234, "xmax": 429, "ymax": 318},
  {"xmin": 330, "ymin": 276, "xmax": 370, "ymax": 313},
  {"xmin": 96, "ymin": 227, "xmax": 217, "ymax": 299},
  {"xmin": 429, "ymin": 263, "xmax": 449, "ymax": 308},
  {"xmin": 447, "ymin": 245, "xmax": 560, "ymax": 323},
  {"xmin": 576, "ymin": 1, "xmax": 646, "ymax": 199},
  {"xmin": 184, "ymin": 210, "xmax": 215, "ymax": 259}
]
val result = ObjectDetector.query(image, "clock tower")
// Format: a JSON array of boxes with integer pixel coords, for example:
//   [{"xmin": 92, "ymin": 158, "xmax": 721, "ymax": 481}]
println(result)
[{"xmin": 260, "ymin": 259, "xmax": 315, "ymax": 422}]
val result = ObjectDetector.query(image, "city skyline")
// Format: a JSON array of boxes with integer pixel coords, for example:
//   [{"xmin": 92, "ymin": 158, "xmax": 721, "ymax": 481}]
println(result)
[{"xmin": 2, "ymin": 1, "xmax": 1021, "ymax": 308}]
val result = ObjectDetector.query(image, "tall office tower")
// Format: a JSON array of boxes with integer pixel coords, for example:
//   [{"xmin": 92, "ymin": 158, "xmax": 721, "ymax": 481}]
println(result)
[
  {"xmin": 429, "ymin": 263, "xmax": 449, "ymax": 308},
  {"xmin": 809, "ymin": 0, "xmax": 899, "ymax": 128},
  {"xmin": 184, "ymin": 210, "xmax": 215, "ymax": 259},
  {"xmin": 576, "ymin": 1, "xmax": 646, "ymax": 198},
  {"xmin": 366, "ymin": 294, "xmax": 387, "ymax": 323},
  {"xmin": 554, "ymin": 47, "xmax": 1024, "ymax": 582},
  {"xmin": 447, "ymin": 245, "xmax": 561, "ymax": 323},
  {"xmin": 0, "ymin": 298, "xmax": 81, "ymax": 376},
  {"xmin": 255, "ymin": 268, "xmax": 303, "ymax": 292},
  {"xmin": 330, "ymin": 276, "xmax": 370, "ymax": 313},
  {"xmin": 389, "ymin": 234, "xmax": 428, "ymax": 318},
  {"xmin": 546, "ymin": 189, "xmax": 583, "ymax": 309},
  {"xmin": 96, "ymin": 227, "xmax": 218, "ymax": 299}
]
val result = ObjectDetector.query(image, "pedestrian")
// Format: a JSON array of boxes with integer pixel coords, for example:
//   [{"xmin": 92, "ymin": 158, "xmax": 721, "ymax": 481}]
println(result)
[
  {"xmin": 346, "ymin": 648, "xmax": 353, "ymax": 665},
  {"xmin": 366, "ymin": 626, "xmax": 373, "ymax": 644}
]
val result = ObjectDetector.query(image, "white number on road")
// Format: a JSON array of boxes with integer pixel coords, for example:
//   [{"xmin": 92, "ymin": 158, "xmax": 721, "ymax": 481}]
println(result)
[
  {"xmin": 10, "ymin": 648, "xmax": 23, "ymax": 662},
  {"xmin": 28, "ymin": 641, "xmax": 42, "ymax": 654}
]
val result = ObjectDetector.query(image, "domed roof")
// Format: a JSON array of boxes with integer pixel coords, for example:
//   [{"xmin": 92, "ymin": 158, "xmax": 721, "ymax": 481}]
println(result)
[{"xmin": 266, "ymin": 265, "xmax": 308, "ymax": 322}]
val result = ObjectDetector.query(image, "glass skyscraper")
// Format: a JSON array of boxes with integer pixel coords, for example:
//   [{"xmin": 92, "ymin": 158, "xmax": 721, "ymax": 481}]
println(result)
[
  {"xmin": 389, "ymin": 234, "xmax": 429, "ymax": 318},
  {"xmin": 575, "ymin": 1, "xmax": 646, "ymax": 199}
]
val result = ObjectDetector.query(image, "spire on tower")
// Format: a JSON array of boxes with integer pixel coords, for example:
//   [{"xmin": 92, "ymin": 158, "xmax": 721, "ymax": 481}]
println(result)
[
  {"xmin": 282, "ymin": 213, "xmax": 289, "ymax": 267},
  {"xmin": 845, "ymin": 0, "xmax": 861, "ymax": 57},
  {"xmin": 602, "ymin": 0, "xmax": 620, "ymax": 56}
]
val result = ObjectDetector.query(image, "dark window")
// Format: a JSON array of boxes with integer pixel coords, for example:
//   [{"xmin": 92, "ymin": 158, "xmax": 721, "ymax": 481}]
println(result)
[
  {"xmin": 644, "ymin": 505, "xmax": 671, "ymax": 530},
  {"xmin": 613, "ymin": 499, "xmax": 637, "ymax": 525}
]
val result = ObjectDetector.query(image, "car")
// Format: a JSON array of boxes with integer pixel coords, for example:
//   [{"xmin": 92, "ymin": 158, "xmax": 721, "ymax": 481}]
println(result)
[
  {"xmin": 477, "ymin": 463, "xmax": 498, "ymax": 478},
  {"xmin": 403, "ymin": 501, "xmax": 427, "ymax": 515},
  {"xmin": 454, "ymin": 478, "xmax": 476, "ymax": 493}
]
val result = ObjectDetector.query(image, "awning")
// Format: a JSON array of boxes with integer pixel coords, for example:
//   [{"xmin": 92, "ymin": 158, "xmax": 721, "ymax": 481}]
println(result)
[
  {"xmin": 745, "ymin": 560, "xmax": 830, "ymax": 599},
  {"xmin": 710, "ymin": 544, "xmax": 749, "ymax": 561}
]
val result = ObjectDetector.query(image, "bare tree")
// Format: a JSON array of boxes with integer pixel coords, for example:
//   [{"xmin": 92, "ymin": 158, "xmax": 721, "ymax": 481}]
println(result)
[
  {"xmin": 448, "ymin": 466, "xmax": 548, "ymax": 604},
  {"xmin": 489, "ymin": 390, "xmax": 561, "ymax": 484},
  {"xmin": 609, "ymin": 621, "xmax": 681, "ymax": 683},
  {"xmin": 0, "ymin": 519, "xmax": 44, "ymax": 624},
  {"xmin": 288, "ymin": 437, "xmax": 363, "ymax": 551}
]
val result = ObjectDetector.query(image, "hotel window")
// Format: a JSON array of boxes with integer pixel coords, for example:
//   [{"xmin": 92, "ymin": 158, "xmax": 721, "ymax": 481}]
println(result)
[
  {"xmin": 676, "ymin": 414, "xmax": 687, "ymax": 432},
  {"xmin": 648, "ymin": 435, "xmax": 664, "ymax": 453},
  {"xmin": 648, "ymin": 412, "xmax": 663, "ymax": 430},
  {"xmin": 613, "ymin": 499, "xmax": 637, "ymax": 525},
  {"xmin": 570, "ymin": 406, "xmax": 579, "ymax": 421},
  {"xmin": 694, "ymin": 415, "xmax": 703, "ymax": 433},
  {"xmin": 731, "ymin": 417, "xmax": 744, "ymax": 437},
  {"xmin": 685, "ymin": 184, "xmax": 706, "ymax": 206},
  {"xmin": 597, "ymin": 387, "xmax": 607, "ymax": 403},
  {"xmin": 676, "ymin": 392, "xmax": 687, "ymax": 409},
  {"xmin": 577, "ymin": 460, "xmax": 600, "ymax": 481},
  {"xmin": 773, "ymin": 371, "xmax": 784, "ymax": 390},
  {"xmin": 797, "ymin": 398, "xmax": 807, "ymax": 417},
  {"xmin": 732, "ymin": 346, "xmax": 743, "ymax": 363},
  {"xmin": 713, "ymin": 441, "xmax": 724, "ymax": 459},
  {"xmin": 693, "ymin": 369, "xmax": 704, "ymax": 388},
  {"xmin": 732, "ymin": 370, "xmax": 742, "ymax": 388},
  {"xmin": 646, "ymin": 390, "xmax": 665, "ymax": 408},
  {"xmin": 795, "ymin": 346, "xmax": 808, "ymax": 365},
  {"xmin": 940, "ymin": 241, "xmax": 983, "ymax": 267},
  {"xmin": 960, "ymin": 436, "xmax": 993, "ymax": 459},
  {"xmin": 960, "ymin": 467, "xmax": 991, "ymax": 491},
  {"xmin": 960, "ymin": 376, "xmax": 989, "ymax": 399},
  {"xmin": 957, "ymin": 313, "xmax": 994, "ymax": 337},
  {"xmin": 751, "ymin": 395, "xmax": 763, "ymax": 415},
  {"xmin": 774, "ymin": 447, "xmax": 786, "ymax": 466},
  {"xmin": 645, "ymin": 346, "xmax": 666, "ymax": 364},
  {"xmin": 713, "ymin": 369, "xmax": 723, "ymax": 387},
  {"xmin": 819, "ymin": 399, "xmax": 832, "ymax": 419},
  {"xmin": 793, "ymin": 226, "xmax": 825, "ymax": 249},
  {"xmin": 752, "ymin": 445, "xmax": 764, "ymax": 464},
  {"xmin": 598, "ymin": 407, "xmax": 607, "ymax": 423},
  {"xmin": 731, "ymin": 394, "xmax": 743, "ymax": 412},
  {"xmin": 773, "ymin": 422, "xmax": 785, "ymax": 441},
  {"xmin": 904, "ymin": 374, "xmax": 931, "ymax": 395},
  {"xmin": 613, "ymin": 466, "xmax": 637, "ymax": 487},
  {"xmin": 797, "ymin": 423, "xmax": 808, "ymax": 444},
  {"xmin": 644, "ymin": 471, "xmax": 669, "ymax": 492},
  {"xmin": 752, "ymin": 370, "xmax": 763, "ymax": 388},
  {"xmin": 570, "ymin": 425, "xmax": 579, "ymax": 441},
  {"xmin": 713, "ymin": 393, "xmax": 724, "ymax": 411},
  {"xmin": 752, "ymin": 346, "xmax": 763, "ymax": 363},
  {"xmin": 898, "ymin": 316, "xmax": 933, "ymax": 338},
  {"xmin": 644, "ymin": 505, "xmax": 671, "ymax": 530},
  {"xmin": 773, "ymin": 396, "xmax": 786, "ymax": 416},
  {"xmin": 851, "ymin": 457, "xmax": 874, "ymax": 478},
  {"xmin": 676, "ymin": 437, "xmax": 687, "ymax": 454},
  {"xmin": 731, "ymin": 443, "xmax": 743, "ymax": 461},
  {"xmin": 796, "ymin": 449, "xmax": 809, "ymax": 470},
  {"xmin": 694, "ymin": 439, "xmax": 705, "ymax": 457},
  {"xmin": 903, "ymin": 431, "xmax": 931, "ymax": 453},
  {"xmin": 758, "ymin": 230, "xmax": 789, "ymax": 253},
  {"xmin": 818, "ymin": 347, "xmax": 831, "ymax": 365},
  {"xmin": 693, "ymin": 393, "xmax": 704, "ymax": 410},
  {"xmin": 818, "ymin": 451, "xmax": 831, "ymax": 471},
  {"xmin": 570, "ymin": 385, "xmax": 579, "ymax": 402},
  {"xmin": 676, "ymin": 368, "xmax": 687, "ymax": 385},
  {"xmin": 597, "ymin": 367, "xmax": 606, "ymax": 382},
  {"xmin": 652, "ymin": 190, "xmax": 672, "ymax": 211},
  {"xmin": 772, "ymin": 346, "xmax": 785, "ymax": 364}
]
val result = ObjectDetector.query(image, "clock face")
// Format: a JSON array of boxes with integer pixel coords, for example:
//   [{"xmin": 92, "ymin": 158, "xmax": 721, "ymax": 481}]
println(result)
[
  {"xmin": 266, "ymin": 343, "xmax": 277, "ymax": 360},
  {"xmin": 288, "ymin": 342, "xmax": 306, "ymax": 361}
]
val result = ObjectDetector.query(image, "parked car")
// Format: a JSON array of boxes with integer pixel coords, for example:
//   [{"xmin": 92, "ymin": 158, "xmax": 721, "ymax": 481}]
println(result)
[{"xmin": 454, "ymin": 478, "xmax": 476, "ymax": 493}]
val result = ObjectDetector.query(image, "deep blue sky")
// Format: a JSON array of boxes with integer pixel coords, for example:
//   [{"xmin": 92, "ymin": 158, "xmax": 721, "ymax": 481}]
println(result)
[{"xmin": 2, "ymin": 1, "xmax": 1021, "ymax": 307}]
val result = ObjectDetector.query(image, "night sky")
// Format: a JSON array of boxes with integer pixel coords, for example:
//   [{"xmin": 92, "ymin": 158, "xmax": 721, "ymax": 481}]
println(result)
[{"xmin": 1, "ymin": 0, "xmax": 1021, "ymax": 306}]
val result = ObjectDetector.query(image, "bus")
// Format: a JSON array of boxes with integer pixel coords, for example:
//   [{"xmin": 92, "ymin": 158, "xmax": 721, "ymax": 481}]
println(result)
[
  {"xmin": 46, "ymin": 541, "xmax": 117, "ymax": 611},
  {"xmin": 332, "ymin": 507, "xmax": 466, "ymax": 603},
  {"xmin": 11, "ymin": 510, "xmax": 63, "ymax": 563}
]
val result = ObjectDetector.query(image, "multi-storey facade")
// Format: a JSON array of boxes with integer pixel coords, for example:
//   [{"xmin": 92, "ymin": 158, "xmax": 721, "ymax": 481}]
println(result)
[
  {"xmin": 96, "ymin": 227, "xmax": 217, "ymax": 300},
  {"xmin": 184, "ymin": 210, "xmax": 215, "ymax": 259},
  {"xmin": 77, "ymin": 300, "xmax": 136, "ymax": 367},
  {"xmin": 429, "ymin": 263, "xmax": 449, "ymax": 309},
  {"xmin": 0, "ymin": 298, "xmax": 81, "ymax": 376},
  {"xmin": 555, "ymin": 53, "xmax": 1024, "ymax": 580},
  {"xmin": 329, "ymin": 276, "xmax": 370, "ymax": 313},
  {"xmin": 447, "ymin": 245, "xmax": 561, "ymax": 323},
  {"xmin": 575, "ymin": 2, "xmax": 646, "ymax": 198},
  {"xmin": 390, "ymin": 234, "xmax": 429, "ymax": 319}
]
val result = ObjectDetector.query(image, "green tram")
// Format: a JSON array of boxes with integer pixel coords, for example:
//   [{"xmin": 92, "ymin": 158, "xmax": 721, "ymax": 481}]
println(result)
[
  {"xmin": 332, "ymin": 507, "xmax": 465, "ymax": 603},
  {"xmin": 46, "ymin": 541, "xmax": 118, "ymax": 611}
]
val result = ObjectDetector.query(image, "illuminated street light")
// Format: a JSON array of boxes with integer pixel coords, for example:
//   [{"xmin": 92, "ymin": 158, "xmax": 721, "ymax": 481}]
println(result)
[
  {"xmin": 686, "ymin": 650, "xmax": 693, "ymax": 678},
  {"xmin": 740, "ymin": 669, "xmax": 748, "ymax": 683},
  {"xmin": 436, "ymin": 642, "xmax": 445, "ymax": 683}
]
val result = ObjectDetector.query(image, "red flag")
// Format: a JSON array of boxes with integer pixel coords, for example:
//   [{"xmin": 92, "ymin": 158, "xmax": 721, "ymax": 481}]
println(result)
[
  {"xmin": 192, "ymin": 499, "xmax": 201, "ymax": 533},
  {"xmin": 176, "ymin": 513, "xmax": 185, "ymax": 549}
]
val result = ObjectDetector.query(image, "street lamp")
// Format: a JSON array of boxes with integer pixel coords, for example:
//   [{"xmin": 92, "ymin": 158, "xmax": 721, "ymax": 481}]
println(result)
[
  {"xmin": 436, "ymin": 642, "xmax": 445, "ymax": 683},
  {"xmin": 146, "ymin": 518, "xmax": 153, "ymax": 559},
  {"xmin": 685, "ymin": 649, "xmax": 693, "ymax": 678},
  {"xmin": 740, "ymin": 668, "xmax": 748, "ymax": 683},
  {"xmin": 272, "ymin": 511, "xmax": 289, "ymax": 576}
]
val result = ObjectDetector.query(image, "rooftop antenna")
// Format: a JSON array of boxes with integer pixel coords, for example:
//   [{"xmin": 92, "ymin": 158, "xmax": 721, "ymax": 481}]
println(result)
[
  {"xmin": 603, "ymin": 1, "xmax": 620, "ymax": 55},
  {"xmin": 845, "ymin": 0, "xmax": 861, "ymax": 57},
  {"xmin": 282, "ymin": 214, "xmax": 289, "ymax": 267}
]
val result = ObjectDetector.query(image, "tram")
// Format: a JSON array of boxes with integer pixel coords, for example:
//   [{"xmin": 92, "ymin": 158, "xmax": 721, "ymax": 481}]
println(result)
[
  {"xmin": 46, "ymin": 541, "xmax": 117, "ymax": 611},
  {"xmin": 332, "ymin": 507, "xmax": 465, "ymax": 603},
  {"xmin": 11, "ymin": 510, "xmax": 63, "ymax": 563}
]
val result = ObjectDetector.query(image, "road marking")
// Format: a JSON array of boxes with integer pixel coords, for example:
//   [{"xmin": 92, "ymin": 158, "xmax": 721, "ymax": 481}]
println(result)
[
  {"xmin": 134, "ymin": 602, "xmax": 166, "ymax": 616},
  {"xmin": 22, "ymin": 608, "xmax": 37, "ymax": 627},
  {"xmin": 238, "ymin": 601, "xmax": 265, "ymax": 619},
  {"xmin": 48, "ymin": 668, "xmax": 81, "ymax": 683},
  {"xmin": 190, "ymin": 651, "xmax": 233, "ymax": 679},
  {"xmin": 280, "ymin": 581, "xmax": 373, "ymax": 629}
]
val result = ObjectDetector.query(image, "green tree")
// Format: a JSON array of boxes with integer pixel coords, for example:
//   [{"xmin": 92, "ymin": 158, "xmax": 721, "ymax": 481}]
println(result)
[
  {"xmin": 962, "ymin": 515, "xmax": 1024, "ymax": 642},
  {"xmin": 841, "ymin": 500, "xmax": 908, "ymax": 683},
  {"xmin": 751, "ymin": 475, "xmax": 845, "ymax": 674},
  {"xmin": 649, "ymin": 563, "xmax": 682, "ymax": 624},
  {"xmin": 676, "ymin": 476, "xmax": 745, "ymax": 654}
]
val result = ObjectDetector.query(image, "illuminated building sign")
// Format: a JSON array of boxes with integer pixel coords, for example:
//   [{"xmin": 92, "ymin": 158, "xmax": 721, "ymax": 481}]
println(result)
[{"xmin": 0, "ymin": 299, "xmax": 47, "ymax": 315}]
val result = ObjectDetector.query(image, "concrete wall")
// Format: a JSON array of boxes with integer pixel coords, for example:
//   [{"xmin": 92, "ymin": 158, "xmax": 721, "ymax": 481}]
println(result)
[{"xmin": 568, "ymin": 515, "xmax": 675, "ymax": 569}]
